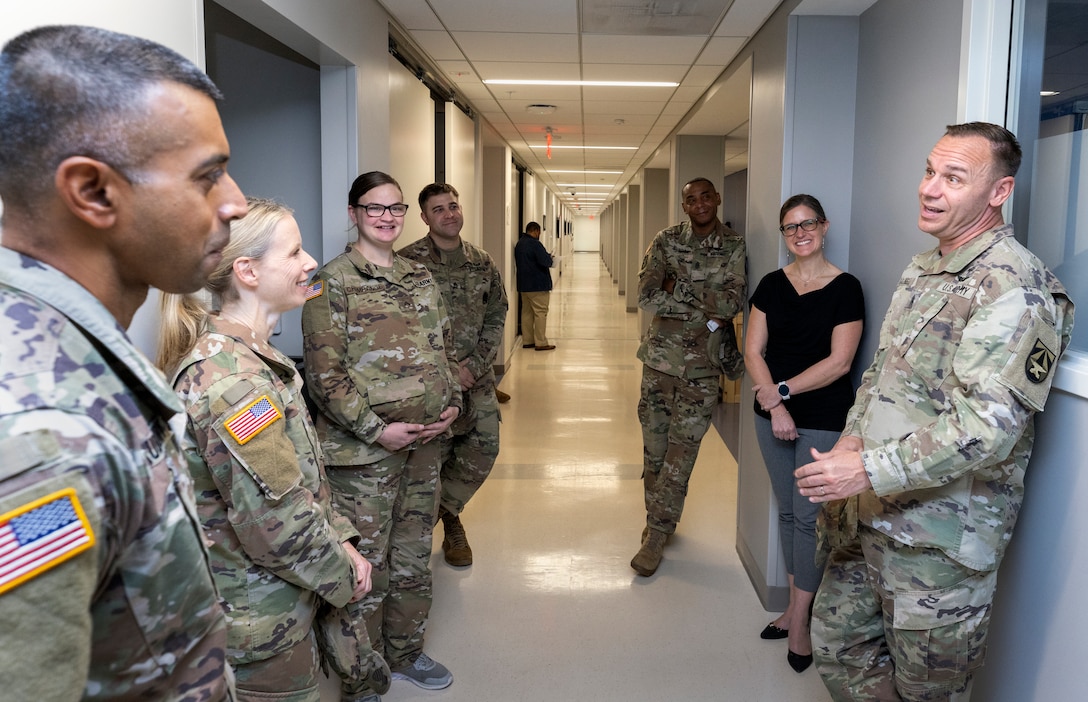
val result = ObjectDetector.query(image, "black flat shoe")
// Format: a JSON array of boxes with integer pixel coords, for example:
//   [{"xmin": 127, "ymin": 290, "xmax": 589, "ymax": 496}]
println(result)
[
  {"xmin": 760, "ymin": 623, "xmax": 789, "ymax": 640},
  {"xmin": 787, "ymin": 650, "xmax": 813, "ymax": 673}
]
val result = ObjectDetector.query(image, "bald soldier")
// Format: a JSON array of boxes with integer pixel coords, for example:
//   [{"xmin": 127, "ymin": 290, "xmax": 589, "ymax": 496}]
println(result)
[
  {"xmin": 0, "ymin": 25, "xmax": 248, "ymax": 700},
  {"xmin": 798, "ymin": 123, "xmax": 1074, "ymax": 701}
]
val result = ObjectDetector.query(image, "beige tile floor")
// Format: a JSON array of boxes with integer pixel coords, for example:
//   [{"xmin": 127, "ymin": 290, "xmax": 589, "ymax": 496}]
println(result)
[{"xmin": 322, "ymin": 252, "xmax": 831, "ymax": 701}]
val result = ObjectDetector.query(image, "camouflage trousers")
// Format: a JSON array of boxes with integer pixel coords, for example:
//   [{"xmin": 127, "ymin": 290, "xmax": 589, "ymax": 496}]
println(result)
[
  {"xmin": 233, "ymin": 629, "xmax": 321, "ymax": 702},
  {"xmin": 812, "ymin": 526, "xmax": 995, "ymax": 701},
  {"xmin": 637, "ymin": 366, "xmax": 718, "ymax": 534},
  {"xmin": 437, "ymin": 395, "xmax": 500, "ymax": 515},
  {"xmin": 325, "ymin": 441, "xmax": 441, "ymax": 694}
]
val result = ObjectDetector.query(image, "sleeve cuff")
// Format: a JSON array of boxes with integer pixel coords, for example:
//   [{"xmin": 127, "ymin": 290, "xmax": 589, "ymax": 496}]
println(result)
[{"xmin": 860, "ymin": 443, "xmax": 909, "ymax": 496}]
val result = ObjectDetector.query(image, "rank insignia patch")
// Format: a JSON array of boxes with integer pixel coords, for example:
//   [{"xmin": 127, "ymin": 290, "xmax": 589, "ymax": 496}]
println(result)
[
  {"xmin": 0, "ymin": 489, "xmax": 95, "ymax": 596},
  {"xmin": 1025, "ymin": 337, "xmax": 1056, "ymax": 384},
  {"xmin": 225, "ymin": 395, "xmax": 282, "ymax": 444},
  {"xmin": 305, "ymin": 280, "xmax": 324, "ymax": 301}
]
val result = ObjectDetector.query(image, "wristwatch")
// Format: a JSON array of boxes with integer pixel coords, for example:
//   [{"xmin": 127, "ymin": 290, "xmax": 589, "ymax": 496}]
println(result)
[{"xmin": 777, "ymin": 381, "xmax": 791, "ymax": 401}]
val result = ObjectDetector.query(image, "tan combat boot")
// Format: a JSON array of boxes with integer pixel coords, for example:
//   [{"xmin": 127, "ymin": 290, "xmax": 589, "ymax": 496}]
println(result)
[
  {"xmin": 440, "ymin": 508, "xmax": 473, "ymax": 566},
  {"xmin": 631, "ymin": 529, "xmax": 667, "ymax": 576}
]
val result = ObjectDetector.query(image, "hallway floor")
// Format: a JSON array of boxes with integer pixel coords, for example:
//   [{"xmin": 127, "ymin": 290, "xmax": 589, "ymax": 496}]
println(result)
[{"xmin": 322, "ymin": 252, "xmax": 831, "ymax": 701}]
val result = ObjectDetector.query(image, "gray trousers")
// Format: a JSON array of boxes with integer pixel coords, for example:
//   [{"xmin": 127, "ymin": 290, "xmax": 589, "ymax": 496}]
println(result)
[{"xmin": 753, "ymin": 415, "xmax": 839, "ymax": 592}]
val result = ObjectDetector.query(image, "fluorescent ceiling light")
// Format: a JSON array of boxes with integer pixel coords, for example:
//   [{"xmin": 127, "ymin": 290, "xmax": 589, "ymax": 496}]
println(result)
[
  {"xmin": 1040, "ymin": 90, "xmax": 1060, "ymax": 96},
  {"xmin": 530, "ymin": 145, "xmax": 637, "ymax": 150},
  {"xmin": 548, "ymin": 170, "xmax": 623, "ymax": 174},
  {"xmin": 557, "ymin": 183, "xmax": 614, "ymax": 188},
  {"xmin": 486, "ymin": 79, "xmax": 678, "ymax": 87}
]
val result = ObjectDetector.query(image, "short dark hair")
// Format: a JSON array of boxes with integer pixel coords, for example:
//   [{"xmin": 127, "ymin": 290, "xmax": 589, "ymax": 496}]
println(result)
[
  {"xmin": 0, "ymin": 25, "xmax": 222, "ymax": 212},
  {"xmin": 418, "ymin": 182, "xmax": 459, "ymax": 209},
  {"xmin": 779, "ymin": 194, "xmax": 826, "ymax": 224},
  {"xmin": 348, "ymin": 171, "xmax": 402, "ymax": 205},
  {"xmin": 945, "ymin": 122, "xmax": 1022, "ymax": 178},
  {"xmin": 683, "ymin": 177, "xmax": 717, "ymax": 193},
  {"xmin": 526, "ymin": 221, "xmax": 541, "ymax": 234}
]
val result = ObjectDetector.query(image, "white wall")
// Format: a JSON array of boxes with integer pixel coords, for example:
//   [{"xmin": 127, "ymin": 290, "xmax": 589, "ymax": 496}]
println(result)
[
  {"xmin": 1, "ymin": 1, "xmax": 208, "ymax": 357},
  {"xmin": 446, "ymin": 106, "xmax": 481, "ymax": 248},
  {"xmin": 573, "ymin": 215, "xmax": 601, "ymax": 252},
  {"xmin": 389, "ymin": 54, "xmax": 436, "ymax": 248}
]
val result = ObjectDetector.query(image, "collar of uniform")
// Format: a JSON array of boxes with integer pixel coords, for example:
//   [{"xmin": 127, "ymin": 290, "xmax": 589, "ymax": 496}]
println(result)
[
  {"xmin": 679, "ymin": 219, "xmax": 730, "ymax": 247},
  {"xmin": 344, "ymin": 245, "xmax": 418, "ymax": 285},
  {"xmin": 0, "ymin": 247, "xmax": 183, "ymax": 416},
  {"xmin": 913, "ymin": 224, "xmax": 1013, "ymax": 276},
  {"xmin": 206, "ymin": 315, "xmax": 296, "ymax": 379}
]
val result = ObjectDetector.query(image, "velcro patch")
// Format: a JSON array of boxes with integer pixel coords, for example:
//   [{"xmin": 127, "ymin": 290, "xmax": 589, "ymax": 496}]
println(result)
[
  {"xmin": 1025, "ymin": 337, "xmax": 1056, "ymax": 384},
  {"xmin": 305, "ymin": 280, "xmax": 324, "ymax": 300},
  {"xmin": 0, "ymin": 489, "xmax": 94, "ymax": 596},
  {"xmin": 225, "ymin": 395, "xmax": 282, "ymax": 445}
]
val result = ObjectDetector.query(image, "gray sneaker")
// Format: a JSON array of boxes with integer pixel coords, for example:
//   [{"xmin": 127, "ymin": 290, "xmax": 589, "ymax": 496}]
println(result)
[{"xmin": 392, "ymin": 652, "xmax": 453, "ymax": 690}]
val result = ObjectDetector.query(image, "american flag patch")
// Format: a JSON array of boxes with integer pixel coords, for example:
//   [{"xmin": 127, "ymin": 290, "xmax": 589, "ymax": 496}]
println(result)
[
  {"xmin": 0, "ymin": 489, "xmax": 95, "ymax": 596},
  {"xmin": 305, "ymin": 280, "xmax": 324, "ymax": 300},
  {"xmin": 224, "ymin": 395, "xmax": 282, "ymax": 445}
]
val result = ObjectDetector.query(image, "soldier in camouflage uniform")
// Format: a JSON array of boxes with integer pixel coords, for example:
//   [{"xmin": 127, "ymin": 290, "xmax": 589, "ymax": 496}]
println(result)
[
  {"xmin": 795, "ymin": 123, "xmax": 1074, "ymax": 701},
  {"xmin": 157, "ymin": 199, "xmax": 390, "ymax": 702},
  {"xmin": 633, "ymin": 177, "xmax": 746, "ymax": 577},
  {"xmin": 303, "ymin": 172, "xmax": 462, "ymax": 700},
  {"xmin": 398, "ymin": 183, "xmax": 508, "ymax": 567},
  {"xmin": 0, "ymin": 25, "xmax": 248, "ymax": 700}
]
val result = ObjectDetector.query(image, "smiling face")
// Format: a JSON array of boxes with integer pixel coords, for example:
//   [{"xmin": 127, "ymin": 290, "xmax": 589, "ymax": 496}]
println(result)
[
  {"xmin": 349, "ymin": 182, "xmax": 405, "ymax": 255},
  {"xmin": 780, "ymin": 205, "xmax": 828, "ymax": 259},
  {"xmin": 250, "ymin": 214, "xmax": 317, "ymax": 314},
  {"xmin": 115, "ymin": 83, "xmax": 247, "ymax": 295},
  {"xmin": 681, "ymin": 179, "xmax": 722, "ymax": 234},
  {"xmin": 421, "ymin": 191, "xmax": 464, "ymax": 249},
  {"xmin": 917, "ymin": 134, "xmax": 1013, "ymax": 253}
]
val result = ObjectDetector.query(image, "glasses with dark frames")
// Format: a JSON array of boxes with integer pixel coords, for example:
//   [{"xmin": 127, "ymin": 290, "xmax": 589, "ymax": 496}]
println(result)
[
  {"xmin": 779, "ymin": 218, "xmax": 823, "ymax": 237},
  {"xmin": 352, "ymin": 203, "xmax": 409, "ymax": 217}
]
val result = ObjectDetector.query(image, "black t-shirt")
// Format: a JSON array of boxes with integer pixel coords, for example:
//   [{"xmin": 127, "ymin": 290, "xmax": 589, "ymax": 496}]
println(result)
[{"xmin": 749, "ymin": 269, "xmax": 865, "ymax": 431}]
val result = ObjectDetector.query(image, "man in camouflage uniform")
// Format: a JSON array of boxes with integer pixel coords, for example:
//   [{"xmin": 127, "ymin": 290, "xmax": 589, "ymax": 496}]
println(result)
[
  {"xmin": 796, "ymin": 123, "xmax": 1074, "ymax": 701},
  {"xmin": 0, "ymin": 25, "xmax": 248, "ymax": 700},
  {"xmin": 398, "ymin": 183, "xmax": 508, "ymax": 567},
  {"xmin": 633, "ymin": 177, "xmax": 746, "ymax": 576}
]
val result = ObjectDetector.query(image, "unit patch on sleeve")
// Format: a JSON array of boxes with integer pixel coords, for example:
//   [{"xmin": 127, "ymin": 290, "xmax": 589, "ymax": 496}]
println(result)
[
  {"xmin": 0, "ymin": 489, "xmax": 94, "ymax": 595},
  {"xmin": 225, "ymin": 395, "xmax": 283, "ymax": 445},
  {"xmin": 1025, "ymin": 337, "xmax": 1056, "ymax": 384}
]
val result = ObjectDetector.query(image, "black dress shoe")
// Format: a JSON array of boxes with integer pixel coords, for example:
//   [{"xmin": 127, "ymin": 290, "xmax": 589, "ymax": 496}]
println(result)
[
  {"xmin": 522, "ymin": 343, "xmax": 535, "ymax": 348},
  {"xmin": 787, "ymin": 650, "xmax": 813, "ymax": 673},
  {"xmin": 759, "ymin": 623, "xmax": 789, "ymax": 640}
]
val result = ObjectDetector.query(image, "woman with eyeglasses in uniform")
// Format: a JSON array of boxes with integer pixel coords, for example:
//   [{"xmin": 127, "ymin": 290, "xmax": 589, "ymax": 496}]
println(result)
[
  {"xmin": 744, "ymin": 193, "xmax": 865, "ymax": 674},
  {"xmin": 301, "ymin": 171, "xmax": 461, "ymax": 701}
]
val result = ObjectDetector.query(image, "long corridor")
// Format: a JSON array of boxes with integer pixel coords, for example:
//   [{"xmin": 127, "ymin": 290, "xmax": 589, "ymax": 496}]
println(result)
[{"xmin": 324, "ymin": 252, "xmax": 831, "ymax": 701}]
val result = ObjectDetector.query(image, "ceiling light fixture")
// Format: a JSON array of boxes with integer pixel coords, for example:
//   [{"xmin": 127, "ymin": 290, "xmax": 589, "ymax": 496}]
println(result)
[
  {"xmin": 530, "ymin": 145, "xmax": 637, "ymax": 150},
  {"xmin": 526, "ymin": 104, "xmax": 558, "ymax": 114},
  {"xmin": 548, "ymin": 170, "xmax": 623, "ymax": 174},
  {"xmin": 486, "ymin": 79, "xmax": 678, "ymax": 87}
]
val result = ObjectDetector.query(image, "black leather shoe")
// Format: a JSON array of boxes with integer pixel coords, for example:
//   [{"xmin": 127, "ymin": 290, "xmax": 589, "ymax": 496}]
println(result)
[
  {"xmin": 760, "ymin": 623, "xmax": 789, "ymax": 640},
  {"xmin": 787, "ymin": 650, "xmax": 813, "ymax": 673},
  {"xmin": 522, "ymin": 343, "xmax": 535, "ymax": 348}
]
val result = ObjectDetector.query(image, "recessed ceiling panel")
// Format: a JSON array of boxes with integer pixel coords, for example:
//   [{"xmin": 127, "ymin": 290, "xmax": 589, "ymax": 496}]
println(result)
[{"xmin": 581, "ymin": 0, "xmax": 736, "ymax": 36}]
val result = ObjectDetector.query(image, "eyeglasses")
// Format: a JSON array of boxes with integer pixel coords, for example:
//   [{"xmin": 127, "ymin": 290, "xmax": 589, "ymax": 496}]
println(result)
[
  {"xmin": 779, "ymin": 218, "xmax": 822, "ymax": 237},
  {"xmin": 352, "ymin": 203, "xmax": 409, "ymax": 217}
]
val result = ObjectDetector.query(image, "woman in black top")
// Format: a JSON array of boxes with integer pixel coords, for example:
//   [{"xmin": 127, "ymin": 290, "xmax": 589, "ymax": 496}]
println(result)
[{"xmin": 744, "ymin": 194, "xmax": 864, "ymax": 673}]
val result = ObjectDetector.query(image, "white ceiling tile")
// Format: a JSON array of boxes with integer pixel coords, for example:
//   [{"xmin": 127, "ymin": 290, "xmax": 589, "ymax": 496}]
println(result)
[
  {"xmin": 428, "ymin": 0, "xmax": 580, "ymax": 33},
  {"xmin": 716, "ymin": 0, "xmax": 781, "ymax": 36},
  {"xmin": 411, "ymin": 30, "xmax": 464, "ymax": 61},
  {"xmin": 472, "ymin": 62, "xmax": 582, "ymax": 82},
  {"xmin": 696, "ymin": 36, "xmax": 747, "ymax": 65},
  {"xmin": 376, "ymin": 0, "xmax": 442, "ymax": 30},
  {"xmin": 682, "ymin": 65, "xmax": 725, "ymax": 87},
  {"xmin": 581, "ymin": 63, "xmax": 688, "ymax": 82},
  {"xmin": 582, "ymin": 34, "xmax": 706, "ymax": 64},
  {"xmin": 452, "ymin": 32, "xmax": 579, "ymax": 63}
]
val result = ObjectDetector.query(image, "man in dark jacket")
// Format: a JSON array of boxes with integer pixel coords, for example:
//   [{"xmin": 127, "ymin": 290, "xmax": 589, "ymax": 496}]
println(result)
[{"xmin": 514, "ymin": 221, "xmax": 555, "ymax": 350}]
